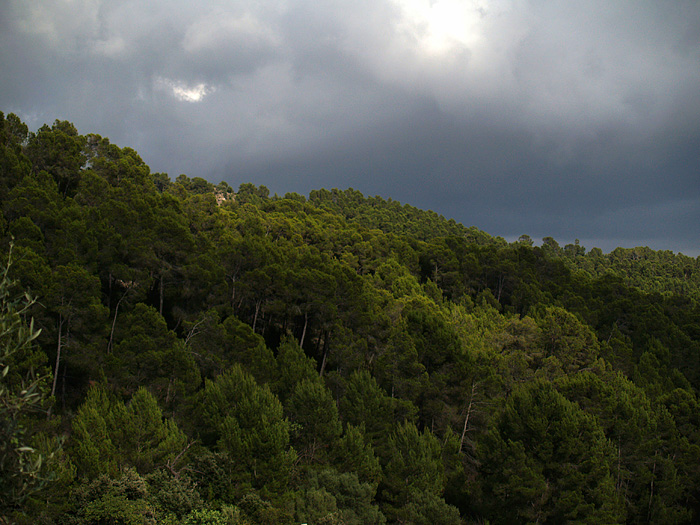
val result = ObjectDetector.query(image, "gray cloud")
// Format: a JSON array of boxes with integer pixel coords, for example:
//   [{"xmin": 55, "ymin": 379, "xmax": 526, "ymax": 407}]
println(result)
[{"xmin": 1, "ymin": 0, "xmax": 699, "ymax": 255}]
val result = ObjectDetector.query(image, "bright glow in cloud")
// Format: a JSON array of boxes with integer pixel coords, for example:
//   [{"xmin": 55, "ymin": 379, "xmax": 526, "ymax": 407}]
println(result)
[
  {"xmin": 392, "ymin": 0, "xmax": 486, "ymax": 54},
  {"xmin": 154, "ymin": 77, "xmax": 213, "ymax": 102}
]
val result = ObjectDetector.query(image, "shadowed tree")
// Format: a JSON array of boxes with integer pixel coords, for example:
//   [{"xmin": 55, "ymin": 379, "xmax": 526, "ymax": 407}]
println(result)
[
  {"xmin": 199, "ymin": 364, "xmax": 295, "ymax": 492},
  {"xmin": 477, "ymin": 379, "xmax": 624, "ymax": 523}
]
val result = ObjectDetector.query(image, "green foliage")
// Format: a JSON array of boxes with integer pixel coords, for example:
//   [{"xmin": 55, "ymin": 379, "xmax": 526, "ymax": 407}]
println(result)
[
  {"xmin": 477, "ymin": 379, "xmax": 624, "ymax": 523},
  {"xmin": 536, "ymin": 305, "xmax": 600, "ymax": 374},
  {"xmin": 66, "ymin": 467, "xmax": 155, "ymax": 524},
  {"xmin": 557, "ymin": 371, "xmax": 699, "ymax": 523},
  {"xmin": 0, "ymin": 246, "xmax": 58, "ymax": 514},
  {"xmin": 199, "ymin": 364, "xmax": 295, "ymax": 491},
  {"xmin": 381, "ymin": 422, "xmax": 446, "ymax": 499},
  {"xmin": 295, "ymin": 468, "xmax": 386, "ymax": 524},
  {"xmin": 393, "ymin": 488, "xmax": 462, "ymax": 525},
  {"xmin": 3, "ymin": 113, "xmax": 700, "ymax": 523},
  {"xmin": 109, "ymin": 303, "xmax": 200, "ymax": 403},
  {"xmin": 182, "ymin": 506, "xmax": 248, "ymax": 525},
  {"xmin": 308, "ymin": 187, "xmax": 503, "ymax": 245},
  {"xmin": 316, "ymin": 468, "xmax": 385, "ymax": 524},
  {"xmin": 220, "ymin": 314, "xmax": 276, "ymax": 385},
  {"xmin": 332, "ymin": 424, "xmax": 382, "ymax": 485},
  {"xmin": 293, "ymin": 486, "xmax": 338, "ymax": 525},
  {"xmin": 70, "ymin": 386, "xmax": 120, "ymax": 478},
  {"xmin": 338, "ymin": 370, "xmax": 396, "ymax": 448},
  {"xmin": 70, "ymin": 386, "xmax": 188, "ymax": 478},
  {"xmin": 236, "ymin": 492, "xmax": 289, "ymax": 524},
  {"xmin": 379, "ymin": 421, "xmax": 460, "ymax": 523},
  {"xmin": 146, "ymin": 469, "xmax": 203, "ymax": 520},
  {"xmin": 274, "ymin": 336, "xmax": 319, "ymax": 402},
  {"xmin": 286, "ymin": 379, "xmax": 342, "ymax": 463},
  {"xmin": 24, "ymin": 120, "xmax": 86, "ymax": 197},
  {"xmin": 0, "ymin": 113, "xmax": 31, "ymax": 194}
]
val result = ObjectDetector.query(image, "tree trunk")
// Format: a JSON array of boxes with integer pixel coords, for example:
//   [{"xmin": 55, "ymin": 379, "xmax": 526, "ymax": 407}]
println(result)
[
  {"xmin": 107, "ymin": 272, "xmax": 113, "ymax": 311},
  {"xmin": 159, "ymin": 274, "xmax": 164, "ymax": 316},
  {"xmin": 107, "ymin": 288, "xmax": 130, "ymax": 354},
  {"xmin": 647, "ymin": 451, "xmax": 657, "ymax": 522},
  {"xmin": 252, "ymin": 299, "xmax": 262, "ymax": 333},
  {"xmin": 319, "ymin": 331, "xmax": 330, "ymax": 377},
  {"xmin": 166, "ymin": 377, "xmax": 173, "ymax": 405},
  {"xmin": 315, "ymin": 330, "xmax": 322, "ymax": 356},
  {"xmin": 300, "ymin": 311, "xmax": 308, "ymax": 348},
  {"xmin": 459, "ymin": 380, "xmax": 477, "ymax": 453},
  {"xmin": 616, "ymin": 437, "xmax": 622, "ymax": 492},
  {"xmin": 61, "ymin": 326, "xmax": 69, "ymax": 411},
  {"xmin": 51, "ymin": 314, "xmax": 65, "ymax": 399}
]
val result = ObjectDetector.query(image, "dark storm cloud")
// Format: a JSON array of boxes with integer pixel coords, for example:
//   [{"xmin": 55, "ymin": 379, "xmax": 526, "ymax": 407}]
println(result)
[{"xmin": 1, "ymin": 0, "xmax": 699, "ymax": 254}]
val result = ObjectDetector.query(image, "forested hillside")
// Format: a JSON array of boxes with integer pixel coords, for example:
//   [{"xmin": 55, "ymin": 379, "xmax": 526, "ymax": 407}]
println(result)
[{"xmin": 2, "ymin": 112, "xmax": 700, "ymax": 524}]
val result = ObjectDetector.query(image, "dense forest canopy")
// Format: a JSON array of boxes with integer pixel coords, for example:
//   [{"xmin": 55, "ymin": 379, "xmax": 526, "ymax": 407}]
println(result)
[{"xmin": 2, "ymin": 112, "xmax": 700, "ymax": 524}]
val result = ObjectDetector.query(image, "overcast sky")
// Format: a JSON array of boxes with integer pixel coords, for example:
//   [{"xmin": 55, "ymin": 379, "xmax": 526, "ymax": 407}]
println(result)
[{"xmin": 1, "ymin": 1, "xmax": 699, "ymax": 255}]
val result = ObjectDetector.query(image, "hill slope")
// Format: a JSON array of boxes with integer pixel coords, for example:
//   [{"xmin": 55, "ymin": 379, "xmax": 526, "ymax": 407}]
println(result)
[{"xmin": 2, "ymin": 112, "xmax": 700, "ymax": 524}]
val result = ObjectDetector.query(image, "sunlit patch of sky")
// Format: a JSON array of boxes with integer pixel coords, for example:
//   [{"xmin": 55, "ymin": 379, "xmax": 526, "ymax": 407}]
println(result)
[{"xmin": 154, "ymin": 77, "xmax": 214, "ymax": 103}]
